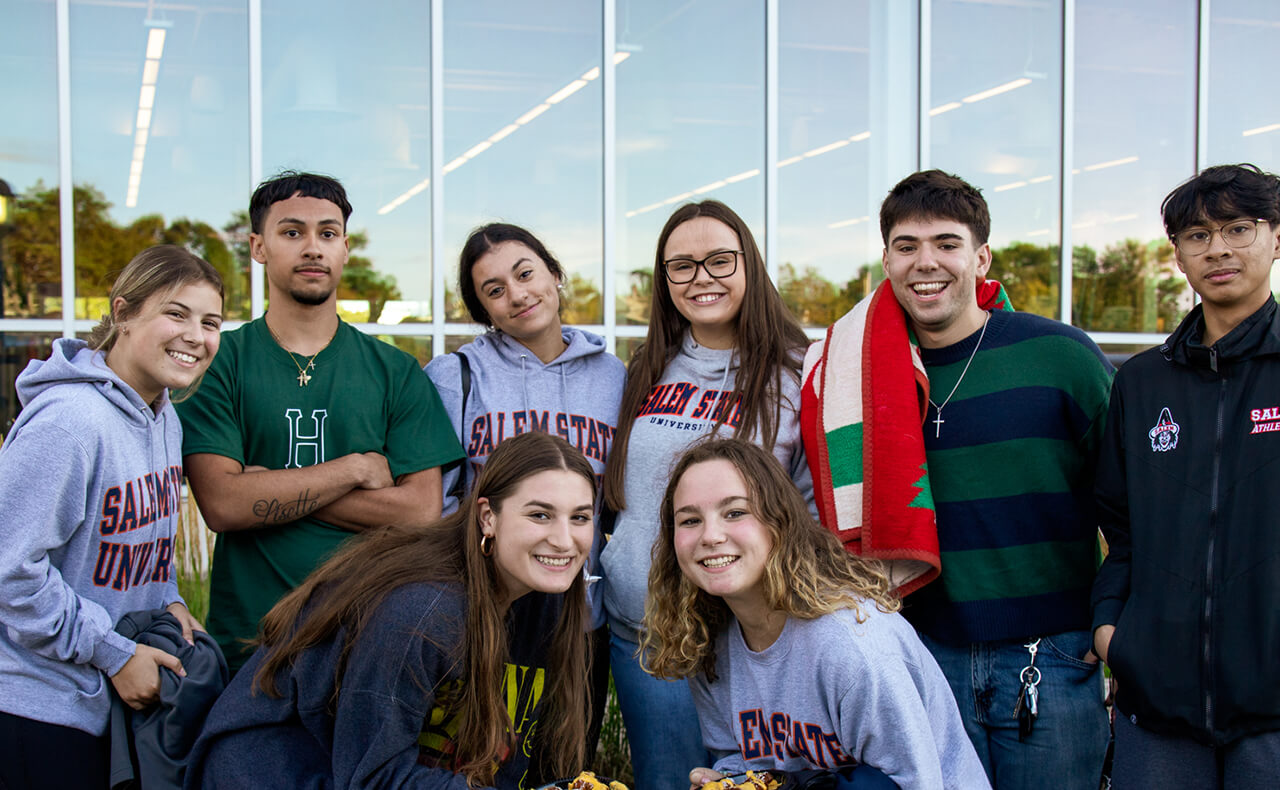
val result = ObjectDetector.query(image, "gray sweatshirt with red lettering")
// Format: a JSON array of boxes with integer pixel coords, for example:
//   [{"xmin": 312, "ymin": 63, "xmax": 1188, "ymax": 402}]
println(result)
[
  {"xmin": 691, "ymin": 605, "xmax": 990, "ymax": 790},
  {"xmin": 0, "ymin": 338, "xmax": 184, "ymax": 735},
  {"xmin": 600, "ymin": 332, "xmax": 812, "ymax": 640}
]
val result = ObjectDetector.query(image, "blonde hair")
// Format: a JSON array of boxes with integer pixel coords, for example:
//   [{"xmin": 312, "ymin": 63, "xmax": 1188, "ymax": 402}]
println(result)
[
  {"xmin": 641, "ymin": 438, "xmax": 900, "ymax": 681},
  {"xmin": 90, "ymin": 244, "xmax": 224, "ymax": 352}
]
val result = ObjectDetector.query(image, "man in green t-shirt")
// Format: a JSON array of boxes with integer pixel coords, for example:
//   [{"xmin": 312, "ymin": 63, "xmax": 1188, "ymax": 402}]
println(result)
[{"xmin": 175, "ymin": 171, "xmax": 463, "ymax": 672}]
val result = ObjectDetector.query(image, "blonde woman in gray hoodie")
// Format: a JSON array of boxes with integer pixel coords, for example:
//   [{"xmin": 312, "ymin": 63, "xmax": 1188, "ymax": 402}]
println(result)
[{"xmin": 0, "ymin": 246, "xmax": 223, "ymax": 789}]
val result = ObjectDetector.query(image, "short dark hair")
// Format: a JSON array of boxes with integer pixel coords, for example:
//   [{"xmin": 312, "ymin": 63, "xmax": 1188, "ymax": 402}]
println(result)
[
  {"xmin": 457, "ymin": 223, "xmax": 564, "ymax": 327},
  {"xmin": 1161, "ymin": 163, "xmax": 1280, "ymax": 237},
  {"xmin": 249, "ymin": 170, "xmax": 353, "ymax": 233},
  {"xmin": 880, "ymin": 169, "xmax": 991, "ymax": 246}
]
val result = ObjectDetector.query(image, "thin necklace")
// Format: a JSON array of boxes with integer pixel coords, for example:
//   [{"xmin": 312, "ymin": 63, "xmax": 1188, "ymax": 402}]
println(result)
[
  {"xmin": 266, "ymin": 319, "xmax": 336, "ymax": 387},
  {"xmin": 927, "ymin": 312, "xmax": 990, "ymax": 439}
]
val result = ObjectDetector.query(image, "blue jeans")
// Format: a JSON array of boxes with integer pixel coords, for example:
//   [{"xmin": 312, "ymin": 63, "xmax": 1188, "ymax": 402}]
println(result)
[
  {"xmin": 918, "ymin": 629, "xmax": 1109, "ymax": 790},
  {"xmin": 609, "ymin": 629, "xmax": 711, "ymax": 790}
]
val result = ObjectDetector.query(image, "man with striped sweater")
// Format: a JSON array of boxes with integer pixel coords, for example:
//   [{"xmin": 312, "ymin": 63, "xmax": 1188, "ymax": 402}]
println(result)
[{"xmin": 806, "ymin": 170, "xmax": 1114, "ymax": 789}]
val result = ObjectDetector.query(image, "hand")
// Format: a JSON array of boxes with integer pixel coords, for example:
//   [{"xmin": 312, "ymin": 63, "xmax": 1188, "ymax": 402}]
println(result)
[
  {"xmin": 688, "ymin": 767, "xmax": 723, "ymax": 790},
  {"xmin": 110, "ymin": 644, "xmax": 185, "ymax": 710},
  {"xmin": 1093, "ymin": 624, "xmax": 1116, "ymax": 664},
  {"xmin": 350, "ymin": 452, "xmax": 393, "ymax": 490},
  {"xmin": 165, "ymin": 601, "xmax": 205, "ymax": 645}
]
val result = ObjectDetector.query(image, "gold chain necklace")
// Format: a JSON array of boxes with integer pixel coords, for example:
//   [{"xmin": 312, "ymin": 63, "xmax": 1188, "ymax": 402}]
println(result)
[{"xmin": 266, "ymin": 319, "xmax": 336, "ymax": 387}]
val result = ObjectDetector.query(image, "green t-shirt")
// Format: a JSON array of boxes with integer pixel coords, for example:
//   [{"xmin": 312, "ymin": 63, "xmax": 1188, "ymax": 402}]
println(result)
[{"xmin": 175, "ymin": 318, "xmax": 463, "ymax": 670}]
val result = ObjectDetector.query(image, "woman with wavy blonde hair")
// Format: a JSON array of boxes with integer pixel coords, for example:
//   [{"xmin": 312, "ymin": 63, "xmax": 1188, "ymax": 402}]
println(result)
[{"xmin": 642, "ymin": 439, "xmax": 988, "ymax": 790}]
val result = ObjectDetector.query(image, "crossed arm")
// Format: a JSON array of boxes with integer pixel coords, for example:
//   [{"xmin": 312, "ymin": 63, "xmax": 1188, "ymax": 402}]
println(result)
[{"xmin": 185, "ymin": 452, "xmax": 442, "ymax": 533}]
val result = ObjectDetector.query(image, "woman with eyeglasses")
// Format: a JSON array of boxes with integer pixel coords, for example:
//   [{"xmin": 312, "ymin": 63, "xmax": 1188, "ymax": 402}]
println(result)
[{"xmin": 599, "ymin": 200, "xmax": 813, "ymax": 790}]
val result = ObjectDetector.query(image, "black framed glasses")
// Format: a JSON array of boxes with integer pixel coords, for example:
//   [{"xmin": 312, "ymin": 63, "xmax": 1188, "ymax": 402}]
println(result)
[
  {"xmin": 1171, "ymin": 218, "xmax": 1267, "ymax": 255},
  {"xmin": 662, "ymin": 250, "xmax": 742, "ymax": 284}
]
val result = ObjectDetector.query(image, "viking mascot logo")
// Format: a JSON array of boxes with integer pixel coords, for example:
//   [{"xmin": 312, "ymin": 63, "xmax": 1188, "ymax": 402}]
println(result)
[{"xmin": 1148, "ymin": 407, "xmax": 1180, "ymax": 452}]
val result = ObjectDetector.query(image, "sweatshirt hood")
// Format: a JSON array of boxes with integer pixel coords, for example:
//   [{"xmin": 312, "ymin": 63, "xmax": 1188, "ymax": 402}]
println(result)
[
  {"xmin": 16, "ymin": 338, "xmax": 166, "ymax": 424},
  {"xmin": 471, "ymin": 326, "xmax": 609, "ymax": 370}
]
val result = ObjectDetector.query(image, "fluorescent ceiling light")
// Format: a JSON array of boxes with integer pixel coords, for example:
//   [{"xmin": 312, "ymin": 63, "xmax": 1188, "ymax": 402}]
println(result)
[
  {"xmin": 515, "ymin": 103, "xmax": 550, "ymax": 125},
  {"xmin": 145, "ymin": 28, "xmax": 166, "ymax": 59},
  {"xmin": 929, "ymin": 102, "xmax": 961, "ymax": 116},
  {"xmin": 142, "ymin": 59, "xmax": 160, "ymax": 85},
  {"xmin": 546, "ymin": 79, "xmax": 587, "ymax": 104},
  {"xmin": 1243, "ymin": 123, "xmax": 1280, "ymax": 137},
  {"xmin": 828, "ymin": 216, "xmax": 869, "ymax": 229},
  {"xmin": 1083, "ymin": 155, "xmax": 1138, "ymax": 172},
  {"xmin": 962, "ymin": 77, "xmax": 1032, "ymax": 104},
  {"xmin": 994, "ymin": 180, "xmax": 1027, "ymax": 192}
]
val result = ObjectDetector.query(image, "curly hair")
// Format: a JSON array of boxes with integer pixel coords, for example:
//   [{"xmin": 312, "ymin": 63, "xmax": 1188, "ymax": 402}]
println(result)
[{"xmin": 641, "ymin": 438, "xmax": 900, "ymax": 682}]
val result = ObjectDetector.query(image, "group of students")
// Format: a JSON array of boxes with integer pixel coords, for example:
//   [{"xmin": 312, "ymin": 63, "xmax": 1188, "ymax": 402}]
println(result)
[{"xmin": 0, "ymin": 161, "xmax": 1277, "ymax": 790}]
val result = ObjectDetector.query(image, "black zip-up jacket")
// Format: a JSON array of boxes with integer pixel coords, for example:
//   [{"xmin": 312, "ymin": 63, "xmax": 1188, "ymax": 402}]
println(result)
[{"xmin": 1091, "ymin": 298, "xmax": 1280, "ymax": 746}]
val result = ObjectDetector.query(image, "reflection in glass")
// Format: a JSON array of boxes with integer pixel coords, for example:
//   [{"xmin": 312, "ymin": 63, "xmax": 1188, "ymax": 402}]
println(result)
[
  {"xmin": 443, "ymin": 1, "xmax": 603, "ymax": 324},
  {"xmin": 263, "ymin": 0, "xmax": 430, "ymax": 325},
  {"xmin": 69, "ymin": 0, "xmax": 250, "ymax": 320},
  {"xmin": 777, "ymin": 0, "xmax": 917, "ymax": 326},
  {"xmin": 0, "ymin": 2, "xmax": 60, "ymax": 319},
  {"xmin": 1072, "ymin": 0, "xmax": 1195, "ymax": 333},
  {"xmin": 617, "ymin": 0, "xmax": 765, "ymax": 325},
  {"xmin": 0, "ymin": 334, "xmax": 58, "ymax": 431},
  {"xmin": 930, "ymin": 0, "xmax": 1062, "ymax": 319},
  {"xmin": 1208, "ymin": 1, "xmax": 1280, "ymax": 171}
]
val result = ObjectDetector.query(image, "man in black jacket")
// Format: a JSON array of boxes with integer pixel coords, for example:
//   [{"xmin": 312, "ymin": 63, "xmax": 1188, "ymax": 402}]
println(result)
[{"xmin": 1092, "ymin": 163, "xmax": 1280, "ymax": 786}]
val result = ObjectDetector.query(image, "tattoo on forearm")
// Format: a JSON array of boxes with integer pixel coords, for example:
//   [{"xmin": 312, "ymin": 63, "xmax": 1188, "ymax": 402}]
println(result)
[{"xmin": 253, "ymin": 489, "xmax": 320, "ymax": 526}]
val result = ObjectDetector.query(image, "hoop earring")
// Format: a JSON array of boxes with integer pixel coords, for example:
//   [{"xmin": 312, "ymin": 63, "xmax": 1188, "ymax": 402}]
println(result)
[{"xmin": 480, "ymin": 534, "xmax": 494, "ymax": 557}]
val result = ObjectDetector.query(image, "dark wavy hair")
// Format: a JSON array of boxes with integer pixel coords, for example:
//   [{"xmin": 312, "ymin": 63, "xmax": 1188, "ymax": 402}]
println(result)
[
  {"xmin": 249, "ymin": 170, "xmax": 353, "ymax": 233},
  {"xmin": 641, "ymin": 438, "xmax": 898, "ymax": 682},
  {"xmin": 458, "ymin": 223, "xmax": 565, "ymax": 327},
  {"xmin": 1161, "ymin": 163, "xmax": 1280, "ymax": 237},
  {"xmin": 879, "ymin": 169, "xmax": 990, "ymax": 246},
  {"xmin": 602, "ymin": 200, "xmax": 808, "ymax": 512},
  {"xmin": 252, "ymin": 431, "xmax": 593, "ymax": 786}
]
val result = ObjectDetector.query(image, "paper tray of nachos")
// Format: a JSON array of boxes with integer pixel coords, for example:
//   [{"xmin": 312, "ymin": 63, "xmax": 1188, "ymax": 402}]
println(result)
[
  {"xmin": 701, "ymin": 770, "xmax": 787, "ymax": 789},
  {"xmin": 535, "ymin": 770, "xmax": 629, "ymax": 790}
]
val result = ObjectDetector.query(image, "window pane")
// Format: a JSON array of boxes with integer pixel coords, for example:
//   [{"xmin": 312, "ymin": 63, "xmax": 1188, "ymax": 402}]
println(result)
[
  {"xmin": 1208, "ymin": 2, "xmax": 1280, "ymax": 170},
  {"xmin": 1, "ymin": 1, "xmax": 61, "ymax": 320},
  {"xmin": 1072, "ymin": 0, "xmax": 1196, "ymax": 334},
  {"xmin": 442, "ymin": 1, "xmax": 603, "ymax": 325},
  {"xmin": 70, "ymin": 1, "xmax": 250, "ymax": 320},
  {"xmin": 617, "ymin": 0, "xmax": 765, "ymax": 326},
  {"xmin": 778, "ymin": 0, "xmax": 917, "ymax": 327},
  {"xmin": 263, "ymin": 0, "xmax": 430, "ymax": 325},
  {"xmin": 0, "ymin": 334, "xmax": 59, "ymax": 430},
  {"xmin": 930, "ymin": 0, "xmax": 1062, "ymax": 319}
]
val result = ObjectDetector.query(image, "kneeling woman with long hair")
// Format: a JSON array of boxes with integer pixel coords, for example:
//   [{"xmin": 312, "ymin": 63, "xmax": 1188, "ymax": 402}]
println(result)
[
  {"xmin": 642, "ymin": 439, "xmax": 988, "ymax": 790},
  {"xmin": 188, "ymin": 432, "xmax": 595, "ymax": 789}
]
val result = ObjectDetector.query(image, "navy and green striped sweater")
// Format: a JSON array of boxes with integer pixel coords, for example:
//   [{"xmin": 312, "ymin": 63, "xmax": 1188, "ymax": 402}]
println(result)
[{"xmin": 902, "ymin": 310, "xmax": 1114, "ymax": 645}]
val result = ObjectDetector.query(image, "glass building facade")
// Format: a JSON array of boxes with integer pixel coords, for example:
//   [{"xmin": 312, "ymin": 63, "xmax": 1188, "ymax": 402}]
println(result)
[{"xmin": 1, "ymin": 0, "xmax": 1277, "ymax": 426}]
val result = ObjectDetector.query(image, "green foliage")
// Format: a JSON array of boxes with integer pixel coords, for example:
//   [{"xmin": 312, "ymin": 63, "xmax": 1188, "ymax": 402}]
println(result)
[{"xmin": 591, "ymin": 674, "xmax": 634, "ymax": 785}]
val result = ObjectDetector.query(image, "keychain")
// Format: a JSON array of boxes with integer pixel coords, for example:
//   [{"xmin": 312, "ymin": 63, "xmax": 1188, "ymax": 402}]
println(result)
[{"xmin": 1012, "ymin": 638, "xmax": 1041, "ymax": 741}]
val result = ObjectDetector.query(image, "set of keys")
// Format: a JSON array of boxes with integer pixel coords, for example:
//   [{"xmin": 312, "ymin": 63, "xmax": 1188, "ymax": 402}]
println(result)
[{"xmin": 1012, "ymin": 638, "xmax": 1041, "ymax": 741}]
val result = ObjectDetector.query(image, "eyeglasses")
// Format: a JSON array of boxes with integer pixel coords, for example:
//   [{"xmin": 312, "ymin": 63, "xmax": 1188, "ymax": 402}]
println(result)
[
  {"xmin": 1171, "ymin": 219, "xmax": 1267, "ymax": 255},
  {"xmin": 662, "ymin": 250, "xmax": 742, "ymax": 284}
]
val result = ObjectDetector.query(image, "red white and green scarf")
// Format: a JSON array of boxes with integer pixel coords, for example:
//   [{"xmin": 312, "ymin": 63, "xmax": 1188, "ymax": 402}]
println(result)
[{"xmin": 800, "ymin": 278, "xmax": 1012, "ymax": 595}]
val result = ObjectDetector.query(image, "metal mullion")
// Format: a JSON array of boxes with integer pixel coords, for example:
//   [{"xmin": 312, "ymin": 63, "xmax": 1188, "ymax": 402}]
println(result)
[
  {"xmin": 1060, "ymin": 0, "xmax": 1075, "ymax": 325},
  {"xmin": 249, "ymin": 0, "xmax": 264, "ymax": 317},
  {"xmin": 430, "ymin": 0, "xmax": 445, "ymax": 358},
  {"xmin": 603, "ymin": 0, "xmax": 617, "ymax": 352},
  {"xmin": 57, "ymin": 0, "xmax": 74, "ymax": 338},
  {"xmin": 918, "ymin": 0, "xmax": 930, "ymax": 170},
  {"xmin": 765, "ymin": 0, "xmax": 778, "ymax": 282}
]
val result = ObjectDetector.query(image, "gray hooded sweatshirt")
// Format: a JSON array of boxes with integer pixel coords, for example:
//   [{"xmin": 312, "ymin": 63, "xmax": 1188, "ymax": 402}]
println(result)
[
  {"xmin": 600, "ymin": 333, "xmax": 813, "ymax": 640},
  {"xmin": 0, "ymin": 339, "xmax": 184, "ymax": 735},
  {"xmin": 426, "ymin": 327, "xmax": 626, "ymax": 626}
]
